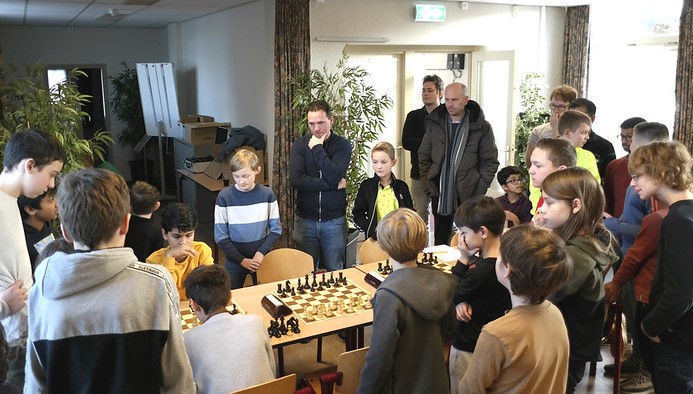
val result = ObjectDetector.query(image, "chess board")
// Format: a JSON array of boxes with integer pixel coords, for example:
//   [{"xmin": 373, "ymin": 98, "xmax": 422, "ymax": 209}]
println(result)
[
  {"xmin": 374, "ymin": 259, "xmax": 455, "ymax": 279},
  {"xmin": 274, "ymin": 279, "xmax": 372, "ymax": 325},
  {"xmin": 180, "ymin": 303, "xmax": 244, "ymax": 333}
]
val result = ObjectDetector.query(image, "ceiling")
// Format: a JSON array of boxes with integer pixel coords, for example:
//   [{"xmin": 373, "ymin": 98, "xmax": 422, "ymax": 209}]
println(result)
[
  {"xmin": 0, "ymin": 0, "xmax": 590, "ymax": 29},
  {"xmin": 0, "ymin": 0, "xmax": 258, "ymax": 28}
]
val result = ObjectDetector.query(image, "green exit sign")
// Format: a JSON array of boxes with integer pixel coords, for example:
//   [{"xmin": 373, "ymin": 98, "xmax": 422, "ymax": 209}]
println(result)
[{"xmin": 415, "ymin": 4, "xmax": 446, "ymax": 22}]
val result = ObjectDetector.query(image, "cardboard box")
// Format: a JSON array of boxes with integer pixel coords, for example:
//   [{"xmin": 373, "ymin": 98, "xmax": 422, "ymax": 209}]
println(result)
[
  {"xmin": 179, "ymin": 121, "xmax": 231, "ymax": 145},
  {"xmin": 204, "ymin": 146, "xmax": 266, "ymax": 185},
  {"xmin": 180, "ymin": 114, "xmax": 215, "ymax": 123}
]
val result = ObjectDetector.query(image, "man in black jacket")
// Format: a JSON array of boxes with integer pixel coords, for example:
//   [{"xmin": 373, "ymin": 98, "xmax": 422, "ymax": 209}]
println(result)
[
  {"xmin": 402, "ymin": 74, "xmax": 443, "ymax": 225},
  {"xmin": 419, "ymin": 82, "xmax": 499, "ymax": 246},
  {"xmin": 289, "ymin": 100, "xmax": 352, "ymax": 271}
]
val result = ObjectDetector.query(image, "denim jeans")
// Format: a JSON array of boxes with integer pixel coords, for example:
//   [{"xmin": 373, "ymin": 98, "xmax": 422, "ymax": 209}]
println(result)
[
  {"xmin": 293, "ymin": 215, "xmax": 346, "ymax": 271},
  {"xmin": 226, "ymin": 261, "xmax": 257, "ymax": 289},
  {"xmin": 647, "ymin": 339, "xmax": 693, "ymax": 393}
]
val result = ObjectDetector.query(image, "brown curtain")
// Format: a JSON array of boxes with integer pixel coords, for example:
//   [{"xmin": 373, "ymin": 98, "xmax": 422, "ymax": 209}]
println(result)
[
  {"xmin": 674, "ymin": 0, "xmax": 693, "ymax": 149},
  {"xmin": 562, "ymin": 5, "xmax": 590, "ymax": 97},
  {"xmin": 273, "ymin": 0, "xmax": 310, "ymax": 248}
]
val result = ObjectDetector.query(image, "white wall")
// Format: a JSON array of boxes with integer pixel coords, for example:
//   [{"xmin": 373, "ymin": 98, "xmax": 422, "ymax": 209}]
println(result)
[
  {"xmin": 0, "ymin": 26, "xmax": 169, "ymax": 178},
  {"xmin": 171, "ymin": 0, "xmax": 276, "ymax": 172},
  {"xmin": 310, "ymin": 1, "xmax": 567, "ymax": 94}
]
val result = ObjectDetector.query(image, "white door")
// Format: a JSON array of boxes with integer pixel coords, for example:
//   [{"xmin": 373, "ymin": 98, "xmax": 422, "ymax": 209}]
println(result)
[{"xmin": 469, "ymin": 50, "xmax": 516, "ymax": 198}]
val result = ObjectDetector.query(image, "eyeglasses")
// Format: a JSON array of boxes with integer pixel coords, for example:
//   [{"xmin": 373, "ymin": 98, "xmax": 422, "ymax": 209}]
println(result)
[
  {"xmin": 630, "ymin": 173, "xmax": 644, "ymax": 182},
  {"xmin": 549, "ymin": 104, "xmax": 569, "ymax": 111},
  {"xmin": 506, "ymin": 178, "xmax": 526, "ymax": 185},
  {"xmin": 618, "ymin": 134, "xmax": 633, "ymax": 142}
]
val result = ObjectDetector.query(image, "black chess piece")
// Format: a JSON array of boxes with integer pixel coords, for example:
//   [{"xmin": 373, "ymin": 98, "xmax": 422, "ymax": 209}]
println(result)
[
  {"xmin": 279, "ymin": 317, "xmax": 288, "ymax": 335},
  {"xmin": 298, "ymin": 285, "xmax": 306, "ymax": 295},
  {"xmin": 291, "ymin": 286, "xmax": 296, "ymax": 296},
  {"xmin": 342, "ymin": 276, "xmax": 348, "ymax": 285},
  {"xmin": 312, "ymin": 273, "xmax": 318, "ymax": 288},
  {"xmin": 277, "ymin": 283, "xmax": 286, "ymax": 297},
  {"xmin": 289, "ymin": 317, "xmax": 301, "ymax": 334},
  {"xmin": 318, "ymin": 282, "xmax": 324, "ymax": 291},
  {"xmin": 285, "ymin": 280, "xmax": 291, "ymax": 291},
  {"xmin": 321, "ymin": 273, "xmax": 327, "ymax": 286},
  {"xmin": 329, "ymin": 272, "xmax": 335, "ymax": 284},
  {"xmin": 231, "ymin": 304, "xmax": 238, "ymax": 315},
  {"xmin": 338, "ymin": 272, "xmax": 344, "ymax": 281},
  {"xmin": 304, "ymin": 274, "xmax": 311, "ymax": 290},
  {"xmin": 377, "ymin": 262, "xmax": 383, "ymax": 272},
  {"xmin": 434, "ymin": 255, "xmax": 439, "ymax": 263},
  {"xmin": 428, "ymin": 253, "xmax": 434, "ymax": 264},
  {"xmin": 421, "ymin": 253, "xmax": 428, "ymax": 264},
  {"xmin": 297, "ymin": 278, "xmax": 302, "ymax": 288}
]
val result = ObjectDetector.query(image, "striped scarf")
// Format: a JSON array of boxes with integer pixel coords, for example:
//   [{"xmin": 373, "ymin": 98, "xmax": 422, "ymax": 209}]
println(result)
[{"xmin": 437, "ymin": 112, "xmax": 470, "ymax": 215}]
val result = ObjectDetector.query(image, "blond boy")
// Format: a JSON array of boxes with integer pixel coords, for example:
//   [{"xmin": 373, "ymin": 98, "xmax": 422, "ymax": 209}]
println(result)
[
  {"xmin": 358, "ymin": 208, "xmax": 456, "ymax": 394},
  {"xmin": 214, "ymin": 149, "xmax": 281, "ymax": 289}
]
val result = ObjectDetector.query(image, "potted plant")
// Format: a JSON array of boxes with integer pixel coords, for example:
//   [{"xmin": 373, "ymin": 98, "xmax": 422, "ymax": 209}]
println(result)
[
  {"xmin": 0, "ymin": 62, "xmax": 113, "ymax": 172},
  {"xmin": 514, "ymin": 73, "xmax": 550, "ymax": 171},
  {"xmin": 109, "ymin": 61, "xmax": 153, "ymax": 182},
  {"xmin": 287, "ymin": 55, "xmax": 393, "ymax": 264}
]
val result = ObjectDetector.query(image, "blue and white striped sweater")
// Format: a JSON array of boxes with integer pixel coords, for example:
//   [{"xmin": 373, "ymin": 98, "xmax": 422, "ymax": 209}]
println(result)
[{"xmin": 214, "ymin": 185, "xmax": 281, "ymax": 264}]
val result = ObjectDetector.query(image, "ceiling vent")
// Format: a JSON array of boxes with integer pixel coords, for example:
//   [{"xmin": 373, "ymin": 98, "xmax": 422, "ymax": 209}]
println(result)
[{"xmin": 96, "ymin": 8, "xmax": 127, "ymax": 22}]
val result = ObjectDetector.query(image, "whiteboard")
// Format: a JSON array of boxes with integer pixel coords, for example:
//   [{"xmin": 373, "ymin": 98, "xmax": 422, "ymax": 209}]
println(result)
[{"xmin": 136, "ymin": 63, "xmax": 183, "ymax": 140}]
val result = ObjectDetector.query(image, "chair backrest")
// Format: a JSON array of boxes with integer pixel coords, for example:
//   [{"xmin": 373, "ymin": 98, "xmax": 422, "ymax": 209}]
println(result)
[
  {"xmin": 336, "ymin": 347, "xmax": 369, "ymax": 394},
  {"xmin": 357, "ymin": 238, "xmax": 389, "ymax": 265},
  {"xmin": 230, "ymin": 373, "xmax": 297, "ymax": 394},
  {"xmin": 449, "ymin": 231, "xmax": 459, "ymax": 247},
  {"xmin": 257, "ymin": 248, "xmax": 314, "ymax": 283}
]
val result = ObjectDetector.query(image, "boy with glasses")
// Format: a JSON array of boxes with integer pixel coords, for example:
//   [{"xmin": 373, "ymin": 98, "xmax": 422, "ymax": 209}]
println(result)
[{"xmin": 495, "ymin": 165, "xmax": 532, "ymax": 227}]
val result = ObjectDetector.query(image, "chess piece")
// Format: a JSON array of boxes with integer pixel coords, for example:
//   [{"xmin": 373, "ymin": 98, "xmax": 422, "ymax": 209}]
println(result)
[
  {"xmin": 421, "ymin": 253, "xmax": 428, "ymax": 264},
  {"xmin": 285, "ymin": 280, "xmax": 291, "ymax": 291},
  {"xmin": 298, "ymin": 285, "xmax": 306, "ymax": 295},
  {"xmin": 303, "ymin": 311, "xmax": 315, "ymax": 322},
  {"xmin": 312, "ymin": 273, "xmax": 318, "ymax": 288},
  {"xmin": 338, "ymin": 272, "xmax": 344, "ymax": 282},
  {"xmin": 297, "ymin": 278, "xmax": 302, "ymax": 289},
  {"xmin": 231, "ymin": 304, "xmax": 238, "ymax": 314},
  {"xmin": 289, "ymin": 317, "xmax": 301, "ymax": 334},
  {"xmin": 377, "ymin": 262, "xmax": 383, "ymax": 272},
  {"xmin": 290, "ymin": 286, "xmax": 296, "ymax": 296},
  {"xmin": 317, "ymin": 282, "xmax": 324, "ymax": 291},
  {"xmin": 304, "ymin": 274, "xmax": 310, "ymax": 289},
  {"xmin": 279, "ymin": 317, "xmax": 288, "ymax": 335},
  {"xmin": 342, "ymin": 276, "xmax": 348, "ymax": 286},
  {"xmin": 317, "ymin": 305, "xmax": 324, "ymax": 319},
  {"xmin": 321, "ymin": 273, "xmax": 327, "ymax": 286},
  {"xmin": 329, "ymin": 272, "xmax": 335, "ymax": 284}
]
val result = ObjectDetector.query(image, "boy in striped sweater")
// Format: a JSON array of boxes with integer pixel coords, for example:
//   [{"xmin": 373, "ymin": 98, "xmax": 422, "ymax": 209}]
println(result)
[{"xmin": 214, "ymin": 149, "xmax": 282, "ymax": 289}]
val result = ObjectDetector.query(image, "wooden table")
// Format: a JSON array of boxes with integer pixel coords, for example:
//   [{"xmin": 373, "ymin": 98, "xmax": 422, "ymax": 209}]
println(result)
[{"xmin": 185, "ymin": 267, "xmax": 378, "ymax": 375}]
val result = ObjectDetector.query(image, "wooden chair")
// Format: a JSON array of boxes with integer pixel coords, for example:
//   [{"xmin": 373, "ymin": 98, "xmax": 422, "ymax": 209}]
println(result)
[
  {"xmin": 256, "ymin": 248, "xmax": 314, "ymax": 284},
  {"xmin": 357, "ymin": 238, "xmax": 389, "ymax": 264},
  {"xmin": 230, "ymin": 373, "xmax": 297, "ymax": 394},
  {"xmin": 320, "ymin": 347, "xmax": 369, "ymax": 394},
  {"xmin": 449, "ymin": 231, "xmax": 459, "ymax": 247}
]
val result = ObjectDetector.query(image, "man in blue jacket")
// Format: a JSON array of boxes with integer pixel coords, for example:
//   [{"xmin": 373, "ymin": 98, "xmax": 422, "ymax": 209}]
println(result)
[{"xmin": 289, "ymin": 100, "xmax": 352, "ymax": 271}]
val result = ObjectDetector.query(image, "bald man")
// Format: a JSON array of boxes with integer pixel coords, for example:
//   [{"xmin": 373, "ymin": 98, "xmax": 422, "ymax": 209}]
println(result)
[{"xmin": 418, "ymin": 82, "xmax": 499, "ymax": 246}]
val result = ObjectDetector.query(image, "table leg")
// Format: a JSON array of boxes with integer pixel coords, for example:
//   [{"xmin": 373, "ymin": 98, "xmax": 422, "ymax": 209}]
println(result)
[
  {"xmin": 277, "ymin": 346, "xmax": 285, "ymax": 376},
  {"xmin": 346, "ymin": 328, "xmax": 358, "ymax": 351},
  {"xmin": 358, "ymin": 327, "xmax": 364, "ymax": 348}
]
